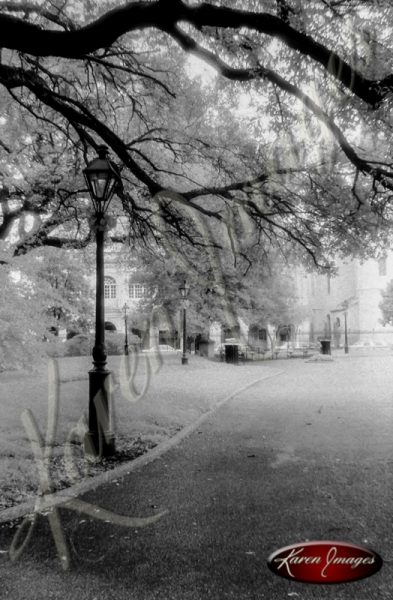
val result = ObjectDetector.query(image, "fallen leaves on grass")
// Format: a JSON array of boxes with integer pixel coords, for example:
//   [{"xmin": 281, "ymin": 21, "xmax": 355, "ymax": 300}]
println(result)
[{"xmin": 0, "ymin": 436, "xmax": 157, "ymax": 511}]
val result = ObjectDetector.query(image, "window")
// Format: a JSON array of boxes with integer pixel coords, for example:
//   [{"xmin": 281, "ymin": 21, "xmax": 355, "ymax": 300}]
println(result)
[
  {"xmin": 104, "ymin": 276, "xmax": 116, "ymax": 299},
  {"xmin": 378, "ymin": 257, "xmax": 387, "ymax": 276},
  {"xmin": 129, "ymin": 282, "xmax": 146, "ymax": 299}
]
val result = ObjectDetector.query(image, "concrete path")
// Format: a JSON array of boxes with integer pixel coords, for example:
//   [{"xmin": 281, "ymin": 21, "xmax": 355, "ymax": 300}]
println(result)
[{"xmin": 1, "ymin": 356, "xmax": 393, "ymax": 599}]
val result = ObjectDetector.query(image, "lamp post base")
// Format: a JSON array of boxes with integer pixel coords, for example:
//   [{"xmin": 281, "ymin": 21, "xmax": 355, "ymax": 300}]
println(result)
[
  {"xmin": 84, "ymin": 368, "xmax": 115, "ymax": 458},
  {"xmin": 181, "ymin": 355, "xmax": 188, "ymax": 365},
  {"xmin": 84, "ymin": 430, "xmax": 116, "ymax": 458}
]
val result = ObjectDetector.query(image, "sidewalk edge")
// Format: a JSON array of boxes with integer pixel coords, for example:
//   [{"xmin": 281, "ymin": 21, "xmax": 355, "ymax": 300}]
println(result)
[{"xmin": 0, "ymin": 369, "xmax": 283, "ymax": 523}]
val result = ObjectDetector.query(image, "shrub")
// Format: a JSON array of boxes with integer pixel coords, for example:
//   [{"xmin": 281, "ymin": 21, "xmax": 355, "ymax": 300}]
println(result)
[
  {"xmin": 65, "ymin": 334, "xmax": 91, "ymax": 357},
  {"xmin": 63, "ymin": 332, "xmax": 127, "ymax": 357},
  {"xmin": 44, "ymin": 339, "xmax": 67, "ymax": 358},
  {"xmin": 105, "ymin": 332, "xmax": 124, "ymax": 355}
]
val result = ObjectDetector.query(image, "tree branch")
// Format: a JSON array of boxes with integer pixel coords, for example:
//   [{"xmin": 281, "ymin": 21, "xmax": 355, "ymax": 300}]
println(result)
[
  {"xmin": 0, "ymin": 63, "xmax": 162, "ymax": 195},
  {"xmin": 167, "ymin": 25, "xmax": 393, "ymax": 192},
  {"xmin": 0, "ymin": 0, "xmax": 391, "ymax": 105},
  {"xmin": 0, "ymin": 1, "xmax": 76, "ymax": 30},
  {"xmin": 183, "ymin": 167, "xmax": 314, "ymax": 200}
]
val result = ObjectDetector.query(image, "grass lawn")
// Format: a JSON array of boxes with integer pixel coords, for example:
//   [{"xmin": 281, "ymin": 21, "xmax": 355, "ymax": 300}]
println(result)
[{"xmin": 0, "ymin": 351, "xmax": 279, "ymax": 511}]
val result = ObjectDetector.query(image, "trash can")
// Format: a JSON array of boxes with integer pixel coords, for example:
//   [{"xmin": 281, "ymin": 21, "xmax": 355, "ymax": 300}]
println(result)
[
  {"xmin": 225, "ymin": 344, "xmax": 239, "ymax": 364},
  {"xmin": 320, "ymin": 339, "xmax": 331, "ymax": 355}
]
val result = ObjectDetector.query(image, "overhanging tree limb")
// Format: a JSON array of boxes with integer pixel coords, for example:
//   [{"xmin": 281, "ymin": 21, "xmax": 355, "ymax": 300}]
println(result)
[
  {"xmin": 0, "ymin": 0, "xmax": 391, "ymax": 106},
  {"xmin": 167, "ymin": 25, "xmax": 393, "ymax": 192},
  {"xmin": 0, "ymin": 63, "xmax": 162, "ymax": 195},
  {"xmin": 0, "ymin": 2, "xmax": 391, "ymax": 267}
]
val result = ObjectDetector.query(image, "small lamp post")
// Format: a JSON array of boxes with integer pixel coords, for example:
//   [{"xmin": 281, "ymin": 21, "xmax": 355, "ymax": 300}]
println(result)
[
  {"xmin": 83, "ymin": 145, "xmax": 121, "ymax": 457},
  {"xmin": 123, "ymin": 302, "xmax": 129, "ymax": 356},
  {"xmin": 179, "ymin": 280, "xmax": 190, "ymax": 365}
]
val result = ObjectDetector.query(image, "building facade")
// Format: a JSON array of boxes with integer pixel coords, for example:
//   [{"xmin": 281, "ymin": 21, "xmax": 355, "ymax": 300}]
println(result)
[
  {"xmin": 296, "ymin": 254, "xmax": 393, "ymax": 347},
  {"xmin": 100, "ymin": 247, "xmax": 185, "ymax": 349},
  {"xmin": 97, "ymin": 245, "xmax": 393, "ymax": 352}
]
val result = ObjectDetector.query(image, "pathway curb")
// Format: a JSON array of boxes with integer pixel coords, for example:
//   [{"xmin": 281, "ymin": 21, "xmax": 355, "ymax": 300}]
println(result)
[{"xmin": 0, "ymin": 369, "xmax": 283, "ymax": 524}]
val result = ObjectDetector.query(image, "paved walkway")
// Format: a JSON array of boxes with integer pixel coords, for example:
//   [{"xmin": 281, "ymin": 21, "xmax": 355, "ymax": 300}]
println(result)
[{"xmin": 1, "ymin": 356, "xmax": 393, "ymax": 599}]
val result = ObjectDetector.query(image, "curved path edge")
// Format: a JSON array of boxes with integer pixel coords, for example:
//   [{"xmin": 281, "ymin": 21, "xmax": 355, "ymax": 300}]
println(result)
[{"xmin": 0, "ymin": 369, "xmax": 283, "ymax": 524}]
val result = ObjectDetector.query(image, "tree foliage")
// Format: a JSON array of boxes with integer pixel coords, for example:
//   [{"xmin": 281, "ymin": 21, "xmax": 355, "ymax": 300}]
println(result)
[
  {"xmin": 1, "ymin": 0, "xmax": 393, "ymax": 270},
  {"xmin": 0, "ymin": 247, "xmax": 94, "ymax": 369},
  {"xmin": 22, "ymin": 247, "xmax": 94, "ymax": 334},
  {"xmin": 123, "ymin": 226, "xmax": 305, "ymax": 340},
  {"xmin": 0, "ymin": 263, "xmax": 46, "ymax": 370},
  {"xmin": 379, "ymin": 279, "xmax": 393, "ymax": 327}
]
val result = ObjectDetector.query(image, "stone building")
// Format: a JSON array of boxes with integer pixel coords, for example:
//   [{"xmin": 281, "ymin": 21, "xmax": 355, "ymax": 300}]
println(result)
[
  {"xmin": 296, "ymin": 255, "xmax": 393, "ymax": 347},
  {"xmin": 97, "ymin": 242, "xmax": 393, "ymax": 352},
  {"xmin": 100, "ymin": 247, "xmax": 177, "ymax": 349}
]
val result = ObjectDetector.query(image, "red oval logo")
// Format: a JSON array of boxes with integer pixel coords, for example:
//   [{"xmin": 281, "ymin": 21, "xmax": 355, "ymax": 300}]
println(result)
[{"xmin": 267, "ymin": 541, "xmax": 382, "ymax": 584}]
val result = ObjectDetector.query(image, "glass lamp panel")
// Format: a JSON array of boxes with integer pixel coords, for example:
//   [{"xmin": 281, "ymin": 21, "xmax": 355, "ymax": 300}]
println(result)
[
  {"xmin": 91, "ymin": 172, "xmax": 110, "ymax": 199},
  {"xmin": 106, "ymin": 176, "xmax": 117, "ymax": 200},
  {"xmin": 179, "ymin": 281, "xmax": 190, "ymax": 298},
  {"xmin": 91, "ymin": 175, "xmax": 117, "ymax": 213}
]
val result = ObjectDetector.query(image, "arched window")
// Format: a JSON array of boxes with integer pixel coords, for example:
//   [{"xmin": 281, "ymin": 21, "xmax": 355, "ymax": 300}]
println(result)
[
  {"xmin": 104, "ymin": 276, "xmax": 116, "ymax": 299},
  {"xmin": 129, "ymin": 282, "xmax": 146, "ymax": 299}
]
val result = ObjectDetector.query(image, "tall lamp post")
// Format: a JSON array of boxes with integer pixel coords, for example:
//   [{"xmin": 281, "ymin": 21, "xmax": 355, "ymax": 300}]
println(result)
[
  {"xmin": 123, "ymin": 303, "xmax": 129, "ymax": 356},
  {"xmin": 83, "ymin": 145, "xmax": 122, "ymax": 458},
  {"xmin": 179, "ymin": 280, "xmax": 190, "ymax": 365}
]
